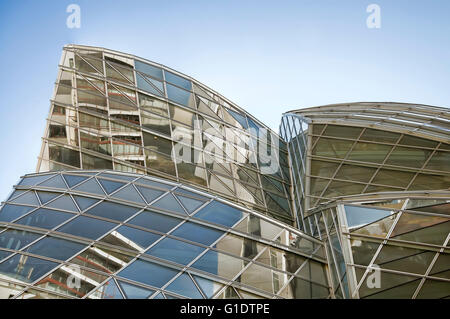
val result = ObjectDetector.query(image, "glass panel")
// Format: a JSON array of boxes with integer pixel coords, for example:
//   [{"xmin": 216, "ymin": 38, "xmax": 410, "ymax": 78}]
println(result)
[
  {"xmin": 385, "ymin": 146, "xmax": 433, "ymax": 169},
  {"xmin": 344, "ymin": 205, "xmax": 393, "ymax": 228},
  {"xmin": 192, "ymin": 275, "xmax": 224, "ymax": 298},
  {"xmin": 171, "ymin": 222, "xmax": 224, "ymax": 246},
  {"xmin": 193, "ymin": 201, "xmax": 243, "ymax": 228},
  {"xmin": 371, "ymin": 169, "xmax": 415, "ymax": 188},
  {"xmin": 240, "ymin": 263, "xmax": 290, "ymax": 294},
  {"xmin": 135, "ymin": 185, "xmax": 165, "ymax": 204},
  {"xmin": 24, "ymin": 236, "xmax": 86, "ymax": 261},
  {"xmin": 45, "ymin": 195, "xmax": 79, "ymax": 212},
  {"xmin": 335, "ymin": 165, "xmax": 377, "ymax": 183},
  {"xmin": 191, "ymin": 250, "xmax": 244, "ymax": 280},
  {"xmin": 139, "ymin": 93, "xmax": 168, "ymax": 116},
  {"xmin": 173, "ymin": 194, "xmax": 206, "ymax": 214},
  {"xmin": 375, "ymin": 245, "xmax": 435, "ymax": 275},
  {"xmin": 35, "ymin": 264, "xmax": 107, "ymax": 298},
  {"xmin": 165, "ymin": 273, "xmax": 203, "ymax": 298},
  {"xmin": 146, "ymin": 237, "xmax": 205, "ymax": 265},
  {"xmin": 360, "ymin": 129, "xmax": 399, "ymax": 144},
  {"xmin": 96, "ymin": 178, "xmax": 125, "ymax": 195},
  {"xmin": 312, "ymin": 138, "xmax": 353, "ymax": 159},
  {"xmin": 86, "ymin": 201, "xmax": 140, "ymax": 222},
  {"xmin": 89, "ymin": 278, "xmax": 123, "ymax": 299},
  {"xmin": 57, "ymin": 216, "xmax": 117, "ymax": 240},
  {"xmin": 118, "ymin": 259, "xmax": 178, "ymax": 288},
  {"xmin": 425, "ymin": 151, "xmax": 450, "ymax": 172},
  {"xmin": 118, "ymin": 280, "xmax": 155, "ymax": 299},
  {"xmin": 0, "ymin": 254, "xmax": 58, "ymax": 283},
  {"xmin": 128, "ymin": 209, "xmax": 182, "ymax": 233},
  {"xmin": 73, "ymin": 178, "xmax": 106, "ymax": 196},
  {"xmin": 214, "ymin": 233, "xmax": 263, "ymax": 260},
  {"xmin": 72, "ymin": 195, "xmax": 100, "ymax": 211},
  {"xmin": 11, "ymin": 191, "xmax": 40, "ymax": 206},
  {"xmin": 322, "ymin": 125, "xmax": 362, "ymax": 139},
  {"xmin": 48, "ymin": 145, "xmax": 80, "ymax": 168},
  {"xmin": 166, "ymin": 84, "xmax": 194, "ymax": 107},
  {"xmin": 310, "ymin": 161, "xmax": 340, "ymax": 178},
  {"xmin": 150, "ymin": 193, "xmax": 187, "ymax": 215},
  {"xmin": 164, "ymin": 71, "xmax": 192, "ymax": 90},
  {"xmin": 0, "ymin": 204, "xmax": 36, "ymax": 222},
  {"xmin": 36, "ymin": 192, "xmax": 60, "ymax": 205},
  {"xmin": 69, "ymin": 245, "xmax": 133, "ymax": 274},
  {"xmin": 141, "ymin": 111, "xmax": 171, "ymax": 136},
  {"xmin": 101, "ymin": 226, "xmax": 161, "ymax": 252},
  {"xmin": 18, "ymin": 174, "xmax": 56, "ymax": 187},
  {"xmin": 16, "ymin": 208, "xmax": 75, "ymax": 230},
  {"xmin": 135, "ymin": 60, "xmax": 163, "ymax": 80},
  {"xmin": 81, "ymin": 153, "xmax": 113, "ymax": 169},
  {"xmin": 0, "ymin": 229, "xmax": 42, "ymax": 250},
  {"xmin": 347, "ymin": 142, "xmax": 392, "ymax": 164}
]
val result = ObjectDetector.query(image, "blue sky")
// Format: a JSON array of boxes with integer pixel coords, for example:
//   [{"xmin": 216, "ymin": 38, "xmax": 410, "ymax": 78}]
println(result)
[{"xmin": 0, "ymin": 0, "xmax": 449, "ymax": 200}]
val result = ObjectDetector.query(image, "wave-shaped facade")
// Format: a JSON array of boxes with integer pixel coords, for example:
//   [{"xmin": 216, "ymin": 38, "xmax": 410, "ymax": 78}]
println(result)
[{"xmin": 0, "ymin": 46, "xmax": 449, "ymax": 299}]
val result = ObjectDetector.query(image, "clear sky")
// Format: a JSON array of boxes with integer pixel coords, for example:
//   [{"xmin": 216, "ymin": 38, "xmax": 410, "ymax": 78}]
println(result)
[{"xmin": 0, "ymin": 0, "xmax": 449, "ymax": 200}]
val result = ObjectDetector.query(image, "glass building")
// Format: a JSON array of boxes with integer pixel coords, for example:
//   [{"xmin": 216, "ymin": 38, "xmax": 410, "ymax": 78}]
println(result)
[{"xmin": 0, "ymin": 46, "xmax": 448, "ymax": 299}]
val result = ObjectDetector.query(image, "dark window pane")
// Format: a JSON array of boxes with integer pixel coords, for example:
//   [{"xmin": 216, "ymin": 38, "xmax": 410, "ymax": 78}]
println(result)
[
  {"xmin": 62, "ymin": 174, "xmax": 89, "ymax": 188},
  {"xmin": 115, "ymin": 225, "xmax": 161, "ymax": 250},
  {"xmin": 0, "ymin": 229, "xmax": 42, "ymax": 250},
  {"xmin": 164, "ymin": 71, "xmax": 192, "ymax": 90},
  {"xmin": 16, "ymin": 208, "xmax": 75, "ymax": 230},
  {"xmin": 86, "ymin": 201, "xmax": 140, "ymax": 222},
  {"xmin": 118, "ymin": 280, "xmax": 155, "ymax": 299},
  {"xmin": 57, "ymin": 215, "xmax": 117, "ymax": 240},
  {"xmin": 97, "ymin": 178, "xmax": 125, "ymax": 194},
  {"xmin": 118, "ymin": 259, "xmax": 178, "ymax": 288},
  {"xmin": 0, "ymin": 204, "xmax": 36, "ymax": 222},
  {"xmin": 146, "ymin": 237, "xmax": 205, "ymax": 265},
  {"xmin": 171, "ymin": 222, "xmax": 224, "ymax": 246},
  {"xmin": 128, "ymin": 210, "xmax": 182, "ymax": 233},
  {"xmin": 135, "ymin": 60, "xmax": 163, "ymax": 80},
  {"xmin": 24, "ymin": 236, "xmax": 86, "ymax": 261}
]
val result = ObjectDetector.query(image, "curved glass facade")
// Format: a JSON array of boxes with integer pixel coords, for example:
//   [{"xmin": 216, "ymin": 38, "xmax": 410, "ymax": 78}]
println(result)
[
  {"xmin": 37, "ymin": 45, "xmax": 293, "ymax": 225},
  {"xmin": 281, "ymin": 104, "xmax": 450, "ymax": 234},
  {"xmin": 1, "ymin": 46, "xmax": 449, "ymax": 299},
  {"xmin": 0, "ymin": 170, "xmax": 328, "ymax": 299},
  {"xmin": 304, "ymin": 192, "xmax": 450, "ymax": 299}
]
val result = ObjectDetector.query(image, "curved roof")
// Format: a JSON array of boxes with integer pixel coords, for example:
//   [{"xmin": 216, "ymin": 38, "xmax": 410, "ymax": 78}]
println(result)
[{"xmin": 285, "ymin": 102, "xmax": 450, "ymax": 143}]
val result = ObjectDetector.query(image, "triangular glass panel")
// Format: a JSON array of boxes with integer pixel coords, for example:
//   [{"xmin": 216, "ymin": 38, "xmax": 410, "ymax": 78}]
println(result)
[
  {"xmin": 73, "ymin": 178, "xmax": 105, "ymax": 196},
  {"xmin": 111, "ymin": 184, "xmax": 146, "ymax": 205},
  {"xmin": 36, "ymin": 192, "xmax": 60, "ymax": 205},
  {"xmin": 97, "ymin": 178, "xmax": 126, "ymax": 194},
  {"xmin": 175, "ymin": 194, "xmax": 204, "ymax": 214},
  {"xmin": 192, "ymin": 275, "xmax": 224, "ymax": 298},
  {"xmin": 226, "ymin": 108, "xmax": 248, "ymax": 129},
  {"xmin": 72, "ymin": 195, "xmax": 100, "ymax": 211},
  {"xmin": 19, "ymin": 174, "xmax": 55, "ymax": 186},
  {"xmin": 150, "ymin": 193, "xmax": 187, "ymax": 215},
  {"xmin": 45, "ymin": 195, "xmax": 79, "ymax": 212},
  {"xmin": 90, "ymin": 279, "xmax": 123, "ymax": 299},
  {"xmin": 39, "ymin": 174, "xmax": 67, "ymax": 189},
  {"xmin": 165, "ymin": 273, "xmax": 203, "ymax": 299},
  {"xmin": 11, "ymin": 191, "xmax": 39, "ymax": 206},
  {"xmin": 344, "ymin": 205, "xmax": 393, "ymax": 229},
  {"xmin": 135, "ymin": 185, "xmax": 165, "ymax": 204},
  {"xmin": 118, "ymin": 280, "xmax": 154, "ymax": 299},
  {"xmin": 62, "ymin": 174, "xmax": 89, "ymax": 188},
  {"xmin": 7, "ymin": 190, "xmax": 27, "ymax": 201}
]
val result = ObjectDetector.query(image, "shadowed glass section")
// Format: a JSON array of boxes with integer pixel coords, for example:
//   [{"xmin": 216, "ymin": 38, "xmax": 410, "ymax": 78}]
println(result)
[
  {"xmin": 118, "ymin": 280, "xmax": 155, "ymax": 299},
  {"xmin": 118, "ymin": 259, "xmax": 178, "ymax": 288},
  {"xmin": 86, "ymin": 201, "xmax": 140, "ymax": 222},
  {"xmin": 15, "ymin": 208, "xmax": 75, "ymax": 230},
  {"xmin": 0, "ymin": 229, "xmax": 42, "ymax": 250},
  {"xmin": 146, "ymin": 237, "xmax": 205, "ymax": 265},
  {"xmin": 0, "ymin": 204, "xmax": 36, "ymax": 222},
  {"xmin": 128, "ymin": 209, "xmax": 182, "ymax": 233},
  {"xmin": 56, "ymin": 216, "xmax": 117, "ymax": 240},
  {"xmin": 24, "ymin": 236, "xmax": 86, "ymax": 261}
]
